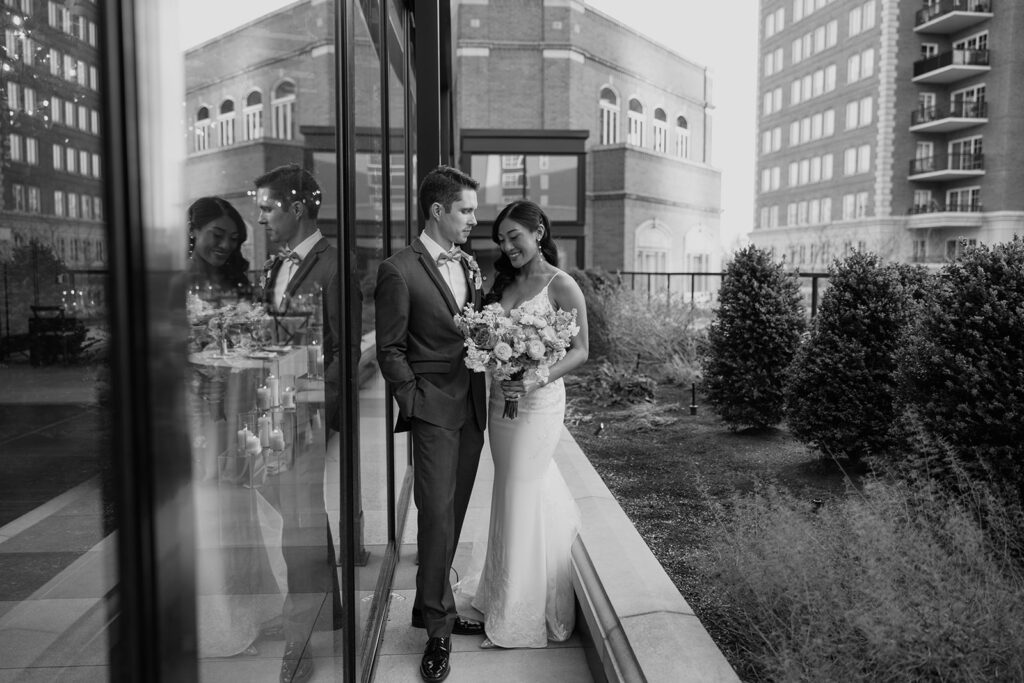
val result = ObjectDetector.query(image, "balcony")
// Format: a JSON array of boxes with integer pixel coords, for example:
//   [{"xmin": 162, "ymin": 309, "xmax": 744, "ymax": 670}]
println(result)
[
  {"xmin": 915, "ymin": 0, "xmax": 993, "ymax": 34},
  {"xmin": 907, "ymin": 199, "xmax": 984, "ymax": 229},
  {"xmin": 912, "ymin": 49, "xmax": 990, "ymax": 84},
  {"xmin": 908, "ymin": 153, "xmax": 984, "ymax": 180},
  {"xmin": 910, "ymin": 100, "xmax": 988, "ymax": 133}
]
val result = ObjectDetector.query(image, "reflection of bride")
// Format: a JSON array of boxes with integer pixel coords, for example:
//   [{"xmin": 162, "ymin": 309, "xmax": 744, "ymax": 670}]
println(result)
[
  {"xmin": 183, "ymin": 197, "xmax": 283, "ymax": 656},
  {"xmin": 459, "ymin": 201, "xmax": 589, "ymax": 648}
]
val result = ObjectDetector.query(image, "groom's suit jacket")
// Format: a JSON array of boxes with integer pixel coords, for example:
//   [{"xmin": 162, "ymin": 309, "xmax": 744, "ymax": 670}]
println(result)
[
  {"xmin": 375, "ymin": 237, "xmax": 487, "ymax": 434},
  {"xmin": 263, "ymin": 237, "xmax": 338, "ymax": 352}
]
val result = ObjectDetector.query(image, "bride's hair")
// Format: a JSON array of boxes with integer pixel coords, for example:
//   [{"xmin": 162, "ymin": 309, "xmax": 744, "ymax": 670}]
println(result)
[{"xmin": 484, "ymin": 200, "xmax": 558, "ymax": 305}]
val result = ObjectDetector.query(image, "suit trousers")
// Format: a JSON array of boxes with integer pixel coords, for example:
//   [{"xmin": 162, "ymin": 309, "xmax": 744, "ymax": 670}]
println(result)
[{"xmin": 410, "ymin": 397, "xmax": 484, "ymax": 638}]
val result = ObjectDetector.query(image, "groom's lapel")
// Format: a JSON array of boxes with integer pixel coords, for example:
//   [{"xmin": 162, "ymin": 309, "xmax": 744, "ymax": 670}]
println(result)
[{"xmin": 412, "ymin": 238, "xmax": 460, "ymax": 317}]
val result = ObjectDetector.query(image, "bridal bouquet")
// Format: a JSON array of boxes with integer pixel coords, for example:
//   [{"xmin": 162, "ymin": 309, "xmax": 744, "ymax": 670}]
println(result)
[{"xmin": 455, "ymin": 302, "xmax": 580, "ymax": 419}]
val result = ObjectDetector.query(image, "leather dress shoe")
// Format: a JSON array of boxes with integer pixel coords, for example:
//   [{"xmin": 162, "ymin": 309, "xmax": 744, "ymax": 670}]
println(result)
[
  {"xmin": 280, "ymin": 641, "xmax": 314, "ymax": 683},
  {"xmin": 411, "ymin": 613, "xmax": 485, "ymax": 636},
  {"xmin": 420, "ymin": 636, "xmax": 451, "ymax": 682}
]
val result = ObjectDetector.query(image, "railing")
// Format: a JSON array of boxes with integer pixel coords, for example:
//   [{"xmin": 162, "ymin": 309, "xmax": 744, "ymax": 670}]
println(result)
[
  {"xmin": 908, "ymin": 199, "xmax": 983, "ymax": 214},
  {"xmin": 615, "ymin": 271, "xmax": 832, "ymax": 318},
  {"xmin": 909, "ymin": 152, "xmax": 984, "ymax": 174},
  {"xmin": 915, "ymin": 0, "xmax": 993, "ymax": 27},
  {"xmin": 913, "ymin": 48, "xmax": 990, "ymax": 77},
  {"xmin": 911, "ymin": 99, "xmax": 987, "ymax": 126}
]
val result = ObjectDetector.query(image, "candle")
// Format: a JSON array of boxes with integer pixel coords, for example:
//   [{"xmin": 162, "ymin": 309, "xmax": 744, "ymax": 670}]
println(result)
[
  {"xmin": 269, "ymin": 427, "xmax": 285, "ymax": 451},
  {"xmin": 245, "ymin": 433, "xmax": 262, "ymax": 454},
  {"xmin": 267, "ymin": 374, "xmax": 280, "ymax": 406},
  {"xmin": 282, "ymin": 386, "xmax": 295, "ymax": 409},
  {"xmin": 258, "ymin": 413, "xmax": 272, "ymax": 448},
  {"xmin": 307, "ymin": 343, "xmax": 320, "ymax": 378},
  {"xmin": 256, "ymin": 384, "xmax": 271, "ymax": 410}
]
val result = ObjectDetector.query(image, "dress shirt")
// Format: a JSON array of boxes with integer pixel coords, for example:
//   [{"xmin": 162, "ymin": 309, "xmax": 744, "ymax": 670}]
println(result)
[
  {"xmin": 274, "ymin": 229, "xmax": 323, "ymax": 309},
  {"xmin": 420, "ymin": 232, "xmax": 468, "ymax": 309}
]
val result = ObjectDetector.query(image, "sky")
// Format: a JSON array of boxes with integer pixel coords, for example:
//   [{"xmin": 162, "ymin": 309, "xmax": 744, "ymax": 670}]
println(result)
[{"xmin": 178, "ymin": 0, "xmax": 760, "ymax": 246}]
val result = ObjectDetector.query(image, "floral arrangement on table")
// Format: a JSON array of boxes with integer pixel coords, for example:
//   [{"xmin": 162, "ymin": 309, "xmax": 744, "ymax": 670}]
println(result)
[
  {"xmin": 455, "ymin": 302, "xmax": 580, "ymax": 419},
  {"xmin": 187, "ymin": 291, "xmax": 273, "ymax": 353}
]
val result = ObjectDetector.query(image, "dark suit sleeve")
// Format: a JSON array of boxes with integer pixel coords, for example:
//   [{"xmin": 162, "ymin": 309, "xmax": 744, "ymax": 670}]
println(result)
[{"xmin": 374, "ymin": 260, "xmax": 417, "ymax": 419}]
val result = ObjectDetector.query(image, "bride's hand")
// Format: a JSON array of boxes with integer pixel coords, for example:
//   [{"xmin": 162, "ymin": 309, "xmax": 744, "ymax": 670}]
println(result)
[{"xmin": 501, "ymin": 379, "xmax": 528, "ymax": 399}]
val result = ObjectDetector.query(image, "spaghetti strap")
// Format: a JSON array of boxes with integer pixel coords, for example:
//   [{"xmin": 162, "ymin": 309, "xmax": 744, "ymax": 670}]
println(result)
[{"xmin": 543, "ymin": 272, "xmax": 560, "ymax": 290}]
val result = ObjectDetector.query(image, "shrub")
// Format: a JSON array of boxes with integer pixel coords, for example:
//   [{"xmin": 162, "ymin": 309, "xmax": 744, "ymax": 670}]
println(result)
[
  {"xmin": 571, "ymin": 269, "xmax": 704, "ymax": 382},
  {"xmin": 784, "ymin": 252, "xmax": 928, "ymax": 461},
  {"xmin": 701, "ymin": 245, "xmax": 805, "ymax": 429},
  {"xmin": 569, "ymin": 268, "xmax": 615, "ymax": 359},
  {"xmin": 895, "ymin": 238, "xmax": 1024, "ymax": 493},
  {"xmin": 701, "ymin": 480, "xmax": 1024, "ymax": 682}
]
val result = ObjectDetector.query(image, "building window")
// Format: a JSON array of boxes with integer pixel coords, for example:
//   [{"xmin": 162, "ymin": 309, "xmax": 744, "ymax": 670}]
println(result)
[
  {"xmin": 635, "ymin": 221, "xmax": 669, "ymax": 272},
  {"xmin": 947, "ymin": 187, "xmax": 980, "ymax": 212},
  {"xmin": 54, "ymin": 189, "xmax": 65, "ymax": 216},
  {"xmin": 467, "ymin": 152, "xmax": 580, "ymax": 222},
  {"xmin": 243, "ymin": 90, "xmax": 263, "ymax": 141},
  {"xmin": 195, "ymin": 106, "xmax": 210, "ymax": 151},
  {"xmin": 66, "ymin": 146, "xmax": 76, "ymax": 173},
  {"xmin": 627, "ymin": 98, "xmax": 645, "ymax": 147},
  {"xmin": 13, "ymin": 183, "xmax": 26, "ymax": 211},
  {"xmin": 674, "ymin": 116, "xmax": 689, "ymax": 159},
  {"xmin": 946, "ymin": 238, "xmax": 977, "ymax": 260},
  {"xmin": 652, "ymin": 108, "xmax": 668, "ymax": 153},
  {"xmin": 67, "ymin": 192, "xmax": 78, "ymax": 218},
  {"xmin": 52, "ymin": 143, "xmax": 63, "ymax": 170},
  {"xmin": 94, "ymin": 196, "xmax": 103, "ymax": 221},
  {"xmin": 217, "ymin": 99, "xmax": 235, "ymax": 146},
  {"xmin": 92, "ymin": 152, "xmax": 101, "ymax": 178},
  {"xmin": 28, "ymin": 186, "xmax": 40, "ymax": 213},
  {"xmin": 9, "ymin": 133, "xmax": 22, "ymax": 161},
  {"xmin": 81, "ymin": 195, "xmax": 92, "ymax": 220},
  {"xmin": 77, "ymin": 104, "xmax": 88, "ymax": 130},
  {"xmin": 949, "ymin": 136, "xmax": 983, "ymax": 170},
  {"xmin": 26, "ymin": 137, "xmax": 37, "ymax": 164},
  {"xmin": 599, "ymin": 87, "xmax": 619, "ymax": 145},
  {"xmin": 272, "ymin": 81, "xmax": 296, "ymax": 140}
]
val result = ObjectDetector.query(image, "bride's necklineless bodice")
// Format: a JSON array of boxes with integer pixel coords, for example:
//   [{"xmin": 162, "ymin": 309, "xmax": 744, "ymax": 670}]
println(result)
[{"xmin": 501, "ymin": 273, "xmax": 559, "ymax": 315}]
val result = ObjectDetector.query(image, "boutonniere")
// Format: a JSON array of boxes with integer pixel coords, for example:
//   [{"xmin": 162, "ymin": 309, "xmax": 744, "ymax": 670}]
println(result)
[
  {"xmin": 260, "ymin": 256, "xmax": 278, "ymax": 291},
  {"xmin": 465, "ymin": 254, "xmax": 483, "ymax": 290}
]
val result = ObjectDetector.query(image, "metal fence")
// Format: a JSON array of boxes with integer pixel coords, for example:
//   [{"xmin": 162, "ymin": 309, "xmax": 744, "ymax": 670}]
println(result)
[{"xmin": 613, "ymin": 271, "xmax": 832, "ymax": 318}]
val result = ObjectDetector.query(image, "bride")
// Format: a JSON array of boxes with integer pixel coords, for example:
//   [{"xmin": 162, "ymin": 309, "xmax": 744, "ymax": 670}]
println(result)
[{"xmin": 465, "ymin": 199, "xmax": 589, "ymax": 648}]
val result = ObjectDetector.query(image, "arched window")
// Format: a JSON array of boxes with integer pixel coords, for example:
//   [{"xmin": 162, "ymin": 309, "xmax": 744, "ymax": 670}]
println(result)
[
  {"xmin": 194, "ymin": 106, "xmax": 210, "ymax": 152},
  {"xmin": 628, "ymin": 98, "xmax": 645, "ymax": 147},
  {"xmin": 599, "ymin": 87, "xmax": 619, "ymax": 145},
  {"xmin": 653, "ymin": 108, "xmax": 668, "ymax": 153},
  {"xmin": 243, "ymin": 89, "xmax": 263, "ymax": 141},
  {"xmin": 634, "ymin": 220, "xmax": 670, "ymax": 272},
  {"xmin": 217, "ymin": 99, "xmax": 236, "ymax": 146},
  {"xmin": 272, "ymin": 80, "xmax": 296, "ymax": 140},
  {"xmin": 675, "ymin": 115, "xmax": 690, "ymax": 159}
]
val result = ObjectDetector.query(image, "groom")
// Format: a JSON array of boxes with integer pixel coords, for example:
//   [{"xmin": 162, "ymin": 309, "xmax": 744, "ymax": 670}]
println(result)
[{"xmin": 375, "ymin": 165, "xmax": 488, "ymax": 682}]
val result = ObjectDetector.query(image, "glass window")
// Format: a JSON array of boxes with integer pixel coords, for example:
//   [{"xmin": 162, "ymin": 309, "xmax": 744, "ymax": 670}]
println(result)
[{"xmin": 469, "ymin": 153, "xmax": 580, "ymax": 222}]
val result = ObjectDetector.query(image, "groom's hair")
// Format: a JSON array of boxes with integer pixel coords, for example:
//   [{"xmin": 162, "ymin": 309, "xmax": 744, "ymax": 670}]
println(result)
[
  {"xmin": 418, "ymin": 165, "xmax": 479, "ymax": 222},
  {"xmin": 254, "ymin": 163, "xmax": 323, "ymax": 220}
]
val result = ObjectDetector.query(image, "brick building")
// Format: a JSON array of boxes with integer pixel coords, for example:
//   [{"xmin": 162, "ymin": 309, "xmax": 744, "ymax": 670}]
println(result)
[
  {"xmin": 1, "ymin": 0, "xmax": 105, "ymax": 328},
  {"xmin": 751, "ymin": 0, "xmax": 1024, "ymax": 269},
  {"xmin": 454, "ymin": 0, "xmax": 723, "ymax": 274}
]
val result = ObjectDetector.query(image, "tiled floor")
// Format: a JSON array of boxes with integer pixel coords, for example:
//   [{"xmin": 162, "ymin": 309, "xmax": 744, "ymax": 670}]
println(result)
[{"xmin": 0, "ymin": 443, "xmax": 594, "ymax": 683}]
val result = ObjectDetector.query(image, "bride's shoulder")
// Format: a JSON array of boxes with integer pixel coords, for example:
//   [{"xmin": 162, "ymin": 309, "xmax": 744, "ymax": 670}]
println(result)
[{"xmin": 548, "ymin": 269, "xmax": 585, "ymax": 304}]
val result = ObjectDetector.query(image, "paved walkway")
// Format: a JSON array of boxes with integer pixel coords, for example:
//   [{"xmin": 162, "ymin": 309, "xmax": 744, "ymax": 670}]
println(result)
[{"xmin": 0, "ymin": 361, "xmax": 595, "ymax": 682}]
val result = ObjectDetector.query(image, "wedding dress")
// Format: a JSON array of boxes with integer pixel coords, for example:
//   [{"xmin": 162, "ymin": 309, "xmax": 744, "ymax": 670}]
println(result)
[{"xmin": 464, "ymin": 281, "xmax": 581, "ymax": 648}]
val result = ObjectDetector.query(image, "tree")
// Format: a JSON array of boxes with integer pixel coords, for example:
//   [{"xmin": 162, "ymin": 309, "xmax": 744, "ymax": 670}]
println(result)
[
  {"xmin": 784, "ymin": 252, "xmax": 927, "ymax": 460},
  {"xmin": 702, "ymin": 245, "xmax": 805, "ymax": 429}
]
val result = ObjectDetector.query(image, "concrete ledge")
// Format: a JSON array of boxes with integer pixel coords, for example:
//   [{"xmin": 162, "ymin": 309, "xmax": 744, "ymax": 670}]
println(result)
[{"xmin": 554, "ymin": 429, "xmax": 739, "ymax": 683}]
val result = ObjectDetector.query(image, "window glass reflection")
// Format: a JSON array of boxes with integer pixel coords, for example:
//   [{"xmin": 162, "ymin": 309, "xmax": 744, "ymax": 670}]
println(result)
[
  {"xmin": 181, "ymin": 2, "xmax": 343, "ymax": 678},
  {"xmin": 0, "ymin": 0, "xmax": 115, "ymax": 676},
  {"xmin": 468, "ymin": 153, "xmax": 579, "ymax": 222}
]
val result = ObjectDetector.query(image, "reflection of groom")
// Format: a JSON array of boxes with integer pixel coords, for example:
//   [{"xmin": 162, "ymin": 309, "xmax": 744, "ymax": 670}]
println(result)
[
  {"xmin": 375, "ymin": 165, "xmax": 488, "ymax": 682},
  {"xmin": 254, "ymin": 163, "xmax": 342, "ymax": 683}
]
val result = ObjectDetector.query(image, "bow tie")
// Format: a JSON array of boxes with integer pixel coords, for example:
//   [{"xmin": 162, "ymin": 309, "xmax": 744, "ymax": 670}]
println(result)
[
  {"xmin": 436, "ymin": 248, "xmax": 465, "ymax": 267},
  {"xmin": 277, "ymin": 249, "xmax": 302, "ymax": 266}
]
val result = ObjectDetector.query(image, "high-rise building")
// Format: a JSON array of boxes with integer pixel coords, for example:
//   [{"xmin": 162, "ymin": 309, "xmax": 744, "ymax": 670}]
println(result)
[
  {"xmin": 751, "ymin": 0, "xmax": 1022, "ymax": 269},
  {"xmin": 1, "ymin": 0, "xmax": 105, "ymax": 323}
]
